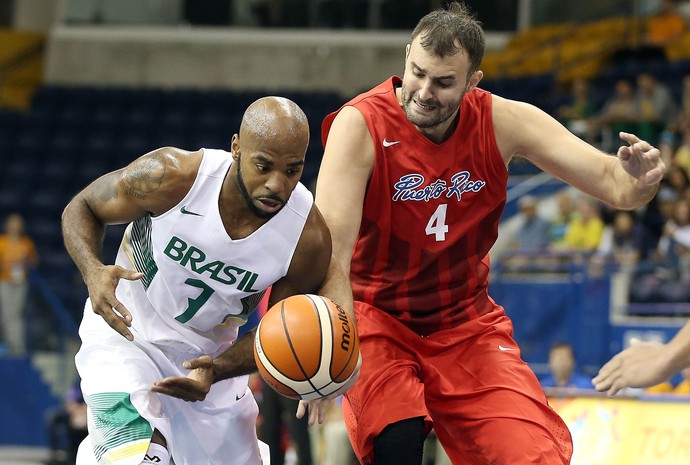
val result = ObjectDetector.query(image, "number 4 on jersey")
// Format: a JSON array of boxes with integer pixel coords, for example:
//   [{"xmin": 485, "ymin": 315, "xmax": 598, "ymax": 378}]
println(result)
[{"xmin": 425, "ymin": 204, "xmax": 448, "ymax": 241}]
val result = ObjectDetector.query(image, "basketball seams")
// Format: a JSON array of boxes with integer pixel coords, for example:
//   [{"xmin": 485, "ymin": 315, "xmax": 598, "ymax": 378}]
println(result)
[
  {"xmin": 306, "ymin": 294, "xmax": 330, "ymax": 398},
  {"xmin": 254, "ymin": 320, "xmax": 306, "ymax": 396},
  {"xmin": 254, "ymin": 294, "xmax": 359, "ymax": 400},
  {"xmin": 280, "ymin": 297, "xmax": 315, "ymax": 384}
]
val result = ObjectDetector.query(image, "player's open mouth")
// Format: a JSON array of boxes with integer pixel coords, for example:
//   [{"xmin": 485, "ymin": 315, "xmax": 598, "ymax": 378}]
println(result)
[
  {"xmin": 414, "ymin": 99, "xmax": 436, "ymax": 111},
  {"xmin": 258, "ymin": 198, "xmax": 283, "ymax": 213}
]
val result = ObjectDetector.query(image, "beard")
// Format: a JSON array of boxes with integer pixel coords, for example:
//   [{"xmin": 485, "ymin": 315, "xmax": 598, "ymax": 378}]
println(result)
[
  {"xmin": 400, "ymin": 85, "xmax": 463, "ymax": 129},
  {"xmin": 236, "ymin": 161, "xmax": 282, "ymax": 220}
]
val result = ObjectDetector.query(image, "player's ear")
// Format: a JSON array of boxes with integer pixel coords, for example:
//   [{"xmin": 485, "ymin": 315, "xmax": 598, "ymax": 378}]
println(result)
[
  {"xmin": 231, "ymin": 134, "xmax": 240, "ymax": 161},
  {"xmin": 403, "ymin": 43, "xmax": 411, "ymax": 72},
  {"xmin": 467, "ymin": 70, "xmax": 483, "ymax": 92}
]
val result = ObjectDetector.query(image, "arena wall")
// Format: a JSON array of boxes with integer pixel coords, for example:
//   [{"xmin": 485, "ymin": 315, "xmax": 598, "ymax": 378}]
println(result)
[{"xmin": 44, "ymin": 26, "xmax": 510, "ymax": 96}]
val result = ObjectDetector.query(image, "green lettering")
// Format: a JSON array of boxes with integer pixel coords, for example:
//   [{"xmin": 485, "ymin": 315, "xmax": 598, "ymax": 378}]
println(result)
[
  {"xmin": 238, "ymin": 269, "xmax": 251, "ymax": 291},
  {"xmin": 180, "ymin": 246, "xmax": 206, "ymax": 270},
  {"xmin": 164, "ymin": 239, "xmax": 261, "ymax": 292},
  {"xmin": 220, "ymin": 266, "xmax": 239, "ymax": 285},
  {"xmin": 197, "ymin": 260, "xmax": 233, "ymax": 284},
  {"xmin": 240, "ymin": 272, "xmax": 259, "ymax": 292},
  {"xmin": 164, "ymin": 236, "xmax": 187, "ymax": 261},
  {"xmin": 226, "ymin": 266, "xmax": 245, "ymax": 285}
]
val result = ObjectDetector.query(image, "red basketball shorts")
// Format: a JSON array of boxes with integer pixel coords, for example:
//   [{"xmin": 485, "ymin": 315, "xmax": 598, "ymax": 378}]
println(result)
[{"xmin": 342, "ymin": 302, "xmax": 573, "ymax": 465}]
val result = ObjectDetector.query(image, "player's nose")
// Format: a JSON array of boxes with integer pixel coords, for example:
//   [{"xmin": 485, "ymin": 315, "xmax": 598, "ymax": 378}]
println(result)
[
  {"xmin": 264, "ymin": 172, "xmax": 289, "ymax": 195},
  {"xmin": 417, "ymin": 79, "xmax": 434, "ymax": 101}
]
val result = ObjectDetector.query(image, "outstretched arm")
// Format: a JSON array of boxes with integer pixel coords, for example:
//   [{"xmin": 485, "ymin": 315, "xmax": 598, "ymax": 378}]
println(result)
[
  {"xmin": 62, "ymin": 147, "xmax": 199, "ymax": 339},
  {"xmin": 493, "ymin": 97, "xmax": 665, "ymax": 210},
  {"xmin": 593, "ymin": 322, "xmax": 690, "ymax": 396},
  {"xmin": 294, "ymin": 106, "xmax": 374, "ymax": 425}
]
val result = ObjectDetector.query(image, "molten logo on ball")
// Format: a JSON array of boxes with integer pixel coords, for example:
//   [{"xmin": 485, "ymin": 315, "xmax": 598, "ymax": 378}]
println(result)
[
  {"xmin": 253, "ymin": 294, "xmax": 360, "ymax": 400},
  {"xmin": 336, "ymin": 304, "xmax": 352, "ymax": 352}
]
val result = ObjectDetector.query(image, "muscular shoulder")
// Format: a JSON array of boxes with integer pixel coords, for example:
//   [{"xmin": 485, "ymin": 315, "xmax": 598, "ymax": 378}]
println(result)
[
  {"xmin": 325, "ymin": 106, "xmax": 375, "ymax": 173},
  {"xmin": 120, "ymin": 147, "xmax": 203, "ymax": 215},
  {"xmin": 297, "ymin": 205, "xmax": 332, "ymax": 263},
  {"xmin": 330, "ymin": 105, "xmax": 368, "ymax": 133},
  {"xmin": 491, "ymin": 94, "xmax": 570, "ymax": 164},
  {"xmin": 286, "ymin": 205, "xmax": 332, "ymax": 289}
]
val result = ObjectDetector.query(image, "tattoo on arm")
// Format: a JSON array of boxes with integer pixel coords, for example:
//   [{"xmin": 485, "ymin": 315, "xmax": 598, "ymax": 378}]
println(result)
[
  {"xmin": 94, "ymin": 179, "xmax": 119, "ymax": 202},
  {"xmin": 121, "ymin": 154, "xmax": 166, "ymax": 200}
]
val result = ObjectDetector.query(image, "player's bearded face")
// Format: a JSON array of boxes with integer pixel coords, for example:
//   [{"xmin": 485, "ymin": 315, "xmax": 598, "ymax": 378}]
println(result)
[
  {"xmin": 236, "ymin": 156, "xmax": 284, "ymax": 220},
  {"xmin": 401, "ymin": 82, "xmax": 464, "ymax": 129},
  {"xmin": 401, "ymin": 40, "xmax": 474, "ymax": 129}
]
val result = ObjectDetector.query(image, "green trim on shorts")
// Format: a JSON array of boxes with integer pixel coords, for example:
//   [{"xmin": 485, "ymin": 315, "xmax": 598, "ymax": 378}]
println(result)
[{"xmin": 85, "ymin": 392, "xmax": 153, "ymax": 462}]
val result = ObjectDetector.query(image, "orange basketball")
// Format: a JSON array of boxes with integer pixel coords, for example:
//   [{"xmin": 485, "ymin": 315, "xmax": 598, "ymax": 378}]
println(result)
[{"xmin": 253, "ymin": 294, "xmax": 360, "ymax": 400}]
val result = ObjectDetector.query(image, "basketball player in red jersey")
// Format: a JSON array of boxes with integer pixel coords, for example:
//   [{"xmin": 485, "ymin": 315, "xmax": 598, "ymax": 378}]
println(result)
[{"xmin": 308, "ymin": 3, "xmax": 666, "ymax": 465}]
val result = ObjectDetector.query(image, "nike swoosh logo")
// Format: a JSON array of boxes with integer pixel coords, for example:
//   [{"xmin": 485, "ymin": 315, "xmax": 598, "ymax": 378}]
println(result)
[
  {"xmin": 236, "ymin": 391, "xmax": 247, "ymax": 401},
  {"xmin": 498, "ymin": 345, "xmax": 515, "ymax": 351},
  {"xmin": 382, "ymin": 138, "xmax": 401, "ymax": 147},
  {"xmin": 180, "ymin": 206, "xmax": 202, "ymax": 216}
]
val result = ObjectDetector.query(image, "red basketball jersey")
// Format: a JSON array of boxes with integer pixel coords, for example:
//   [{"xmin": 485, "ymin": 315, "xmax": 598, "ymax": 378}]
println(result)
[{"xmin": 322, "ymin": 77, "xmax": 508, "ymax": 335}]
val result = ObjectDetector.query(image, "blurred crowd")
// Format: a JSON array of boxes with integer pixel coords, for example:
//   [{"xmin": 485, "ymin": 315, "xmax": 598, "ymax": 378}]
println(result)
[{"xmin": 500, "ymin": 68, "xmax": 690, "ymax": 306}]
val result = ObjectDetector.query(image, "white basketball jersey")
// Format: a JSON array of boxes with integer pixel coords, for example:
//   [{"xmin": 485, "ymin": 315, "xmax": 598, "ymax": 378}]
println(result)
[{"xmin": 114, "ymin": 148, "xmax": 313, "ymax": 356}]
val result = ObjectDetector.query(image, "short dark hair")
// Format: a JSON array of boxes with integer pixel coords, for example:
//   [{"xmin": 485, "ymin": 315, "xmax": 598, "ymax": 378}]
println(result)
[
  {"xmin": 410, "ymin": 1, "xmax": 485, "ymax": 73},
  {"xmin": 550, "ymin": 342, "xmax": 576, "ymax": 357}
]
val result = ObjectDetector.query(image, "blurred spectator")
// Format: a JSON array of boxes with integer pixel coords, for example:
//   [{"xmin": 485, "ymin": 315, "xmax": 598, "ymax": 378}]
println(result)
[
  {"xmin": 548, "ymin": 190, "xmax": 577, "ymax": 248},
  {"xmin": 541, "ymin": 342, "xmax": 593, "ymax": 389},
  {"xmin": 0, "ymin": 212, "xmax": 38, "ymax": 356},
  {"xmin": 631, "ymin": 197, "xmax": 690, "ymax": 303},
  {"xmin": 672, "ymin": 120, "xmax": 690, "ymax": 179},
  {"xmin": 675, "ymin": 75, "xmax": 690, "ymax": 131},
  {"xmin": 588, "ymin": 79, "xmax": 637, "ymax": 152},
  {"xmin": 562, "ymin": 196, "xmax": 605, "ymax": 252},
  {"xmin": 643, "ymin": 0, "xmax": 688, "ymax": 49},
  {"xmin": 312, "ymin": 397, "xmax": 358, "ymax": 465},
  {"xmin": 655, "ymin": 197, "xmax": 690, "ymax": 264},
  {"xmin": 502, "ymin": 195, "xmax": 551, "ymax": 271},
  {"xmin": 633, "ymin": 71, "xmax": 678, "ymax": 144},
  {"xmin": 658, "ymin": 197, "xmax": 690, "ymax": 276},
  {"xmin": 611, "ymin": 0, "xmax": 687, "ymax": 64},
  {"xmin": 45, "ymin": 378, "xmax": 88, "ymax": 465},
  {"xmin": 594, "ymin": 210, "xmax": 643, "ymax": 270},
  {"xmin": 556, "ymin": 78, "xmax": 597, "ymax": 142},
  {"xmin": 658, "ymin": 75, "xmax": 690, "ymax": 164},
  {"xmin": 666, "ymin": 164, "xmax": 690, "ymax": 195},
  {"xmin": 637, "ymin": 187, "xmax": 678, "ymax": 260},
  {"xmin": 514, "ymin": 195, "xmax": 551, "ymax": 251}
]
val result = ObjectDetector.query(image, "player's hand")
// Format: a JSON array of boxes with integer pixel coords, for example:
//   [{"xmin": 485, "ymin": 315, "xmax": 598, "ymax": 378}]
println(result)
[
  {"xmin": 296, "ymin": 353, "xmax": 361, "ymax": 425},
  {"xmin": 85, "ymin": 264, "xmax": 144, "ymax": 341},
  {"xmin": 592, "ymin": 338, "xmax": 676, "ymax": 396},
  {"xmin": 617, "ymin": 132, "xmax": 666, "ymax": 185},
  {"xmin": 151, "ymin": 355, "xmax": 215, "ymax": 401}
]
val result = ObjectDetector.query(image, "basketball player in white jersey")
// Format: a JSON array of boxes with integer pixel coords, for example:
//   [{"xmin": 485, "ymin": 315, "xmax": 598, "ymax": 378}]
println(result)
[{"xmin": 62, "ymin": 96, "xmax": 353, "ymax": 465}]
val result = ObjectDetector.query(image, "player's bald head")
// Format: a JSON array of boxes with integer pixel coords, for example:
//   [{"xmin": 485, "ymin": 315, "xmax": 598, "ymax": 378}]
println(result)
[{"xmin": 239, "ymin": 96, "xmax": 309, "ymax": 152}]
